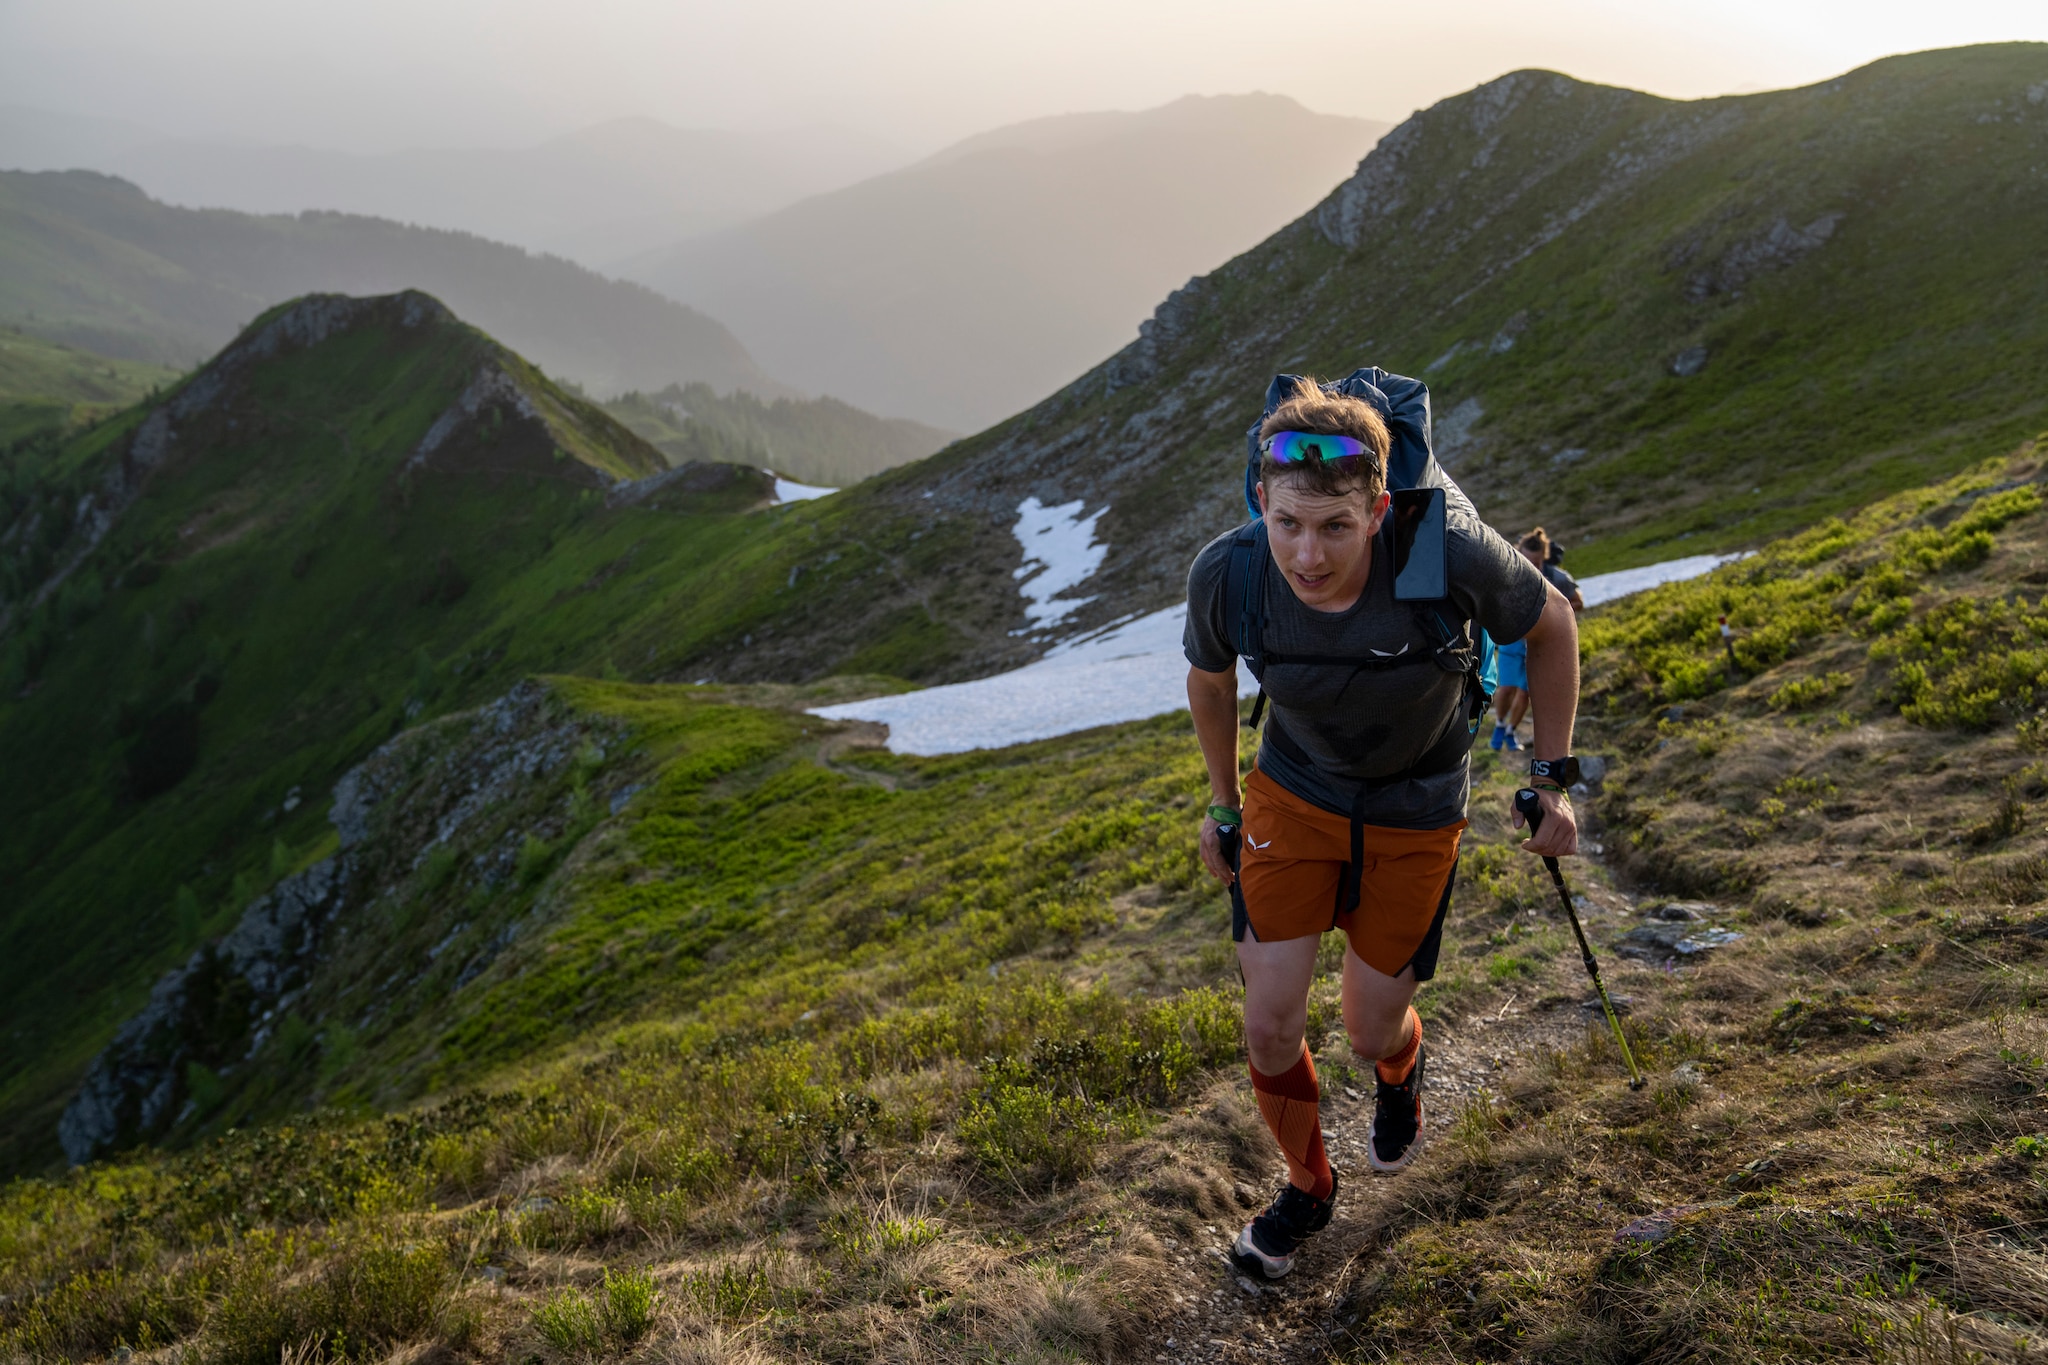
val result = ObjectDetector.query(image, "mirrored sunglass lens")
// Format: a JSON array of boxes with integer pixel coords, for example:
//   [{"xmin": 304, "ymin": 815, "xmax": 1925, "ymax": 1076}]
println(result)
[{"xmin": 1268, "ymin": 432, "xmax": 1362, "ymax": 463}]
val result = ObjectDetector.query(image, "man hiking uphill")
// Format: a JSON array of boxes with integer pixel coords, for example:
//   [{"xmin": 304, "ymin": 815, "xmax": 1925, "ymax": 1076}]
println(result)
[{"xmin": 1182, "ymin": 374, "xmax": 1582, "ymax": 1281}]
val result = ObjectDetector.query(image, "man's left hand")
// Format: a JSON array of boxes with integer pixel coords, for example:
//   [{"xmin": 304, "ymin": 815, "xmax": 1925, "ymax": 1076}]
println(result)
[{"xmin": 1511, "ymin": 786, "xmax": 1578, "ymax": 858}]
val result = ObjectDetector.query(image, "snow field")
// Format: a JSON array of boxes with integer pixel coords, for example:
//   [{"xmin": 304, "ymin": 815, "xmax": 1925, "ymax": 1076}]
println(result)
[{"xmin": 810, "ymin": 509, "xmax": 1750, "ymax": 755}]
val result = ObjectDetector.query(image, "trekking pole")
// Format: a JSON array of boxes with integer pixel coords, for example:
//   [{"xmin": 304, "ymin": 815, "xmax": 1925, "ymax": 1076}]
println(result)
[{"xmin": 1514, "ymin": 787, "xmax": 1646, "ymax": 1090}]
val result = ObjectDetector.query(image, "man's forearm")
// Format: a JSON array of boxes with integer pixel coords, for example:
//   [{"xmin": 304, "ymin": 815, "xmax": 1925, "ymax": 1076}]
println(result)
[
  {"xmin": 1187, "ymin": 668, "xmax": 1243, "ymax": 804},
  {"xmin": 1523, "ymin": 592, "xmax": 1580, "ymax": 761}
]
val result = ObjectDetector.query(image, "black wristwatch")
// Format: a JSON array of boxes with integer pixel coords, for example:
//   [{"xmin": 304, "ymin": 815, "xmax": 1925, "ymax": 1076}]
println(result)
[{"xmin": 1528, "ymin": 756, "xmax": 1580, "ymax": 787}]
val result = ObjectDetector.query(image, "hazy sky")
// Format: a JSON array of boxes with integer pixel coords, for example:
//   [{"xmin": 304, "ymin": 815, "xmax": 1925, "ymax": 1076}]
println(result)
[{"xmin": 3, "ymin": 0, "xmax": 2044, "ymax": 153}]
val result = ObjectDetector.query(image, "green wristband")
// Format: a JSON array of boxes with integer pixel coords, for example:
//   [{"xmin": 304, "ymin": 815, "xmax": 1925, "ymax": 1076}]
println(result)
[{"xmin": 1207, "ymin": 804, "xmax": 1242, "ymax": 827}]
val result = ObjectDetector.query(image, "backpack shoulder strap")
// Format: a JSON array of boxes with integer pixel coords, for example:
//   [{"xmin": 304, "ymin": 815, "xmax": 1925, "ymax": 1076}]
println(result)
[
  {"xmin": 1222, "ymin": 520, "xmax": 1273, "ymax": 731},
  {"xmin": 1222, "ymin": 520, "xmax": 1271, "ymax": 680}
]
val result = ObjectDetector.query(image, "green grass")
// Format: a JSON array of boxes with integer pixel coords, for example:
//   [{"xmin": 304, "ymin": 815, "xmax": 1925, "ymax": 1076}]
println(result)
[
  {"xmin": 0, "ymin": 328, "xmax": 181, "ymax": 448},
  {"xmin": 0, "ymin": 297, "xmax": 783, "ymax": 1169},
  {"xmin": 12, "ymin": 438, "xmax": 2048, "ymax": 1360}
]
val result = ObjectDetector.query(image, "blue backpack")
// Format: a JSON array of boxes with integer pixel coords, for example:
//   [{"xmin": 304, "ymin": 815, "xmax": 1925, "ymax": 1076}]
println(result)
[{"xmin": 1223, "ymin": 368, "xmax": 1498, "ymax": 737}]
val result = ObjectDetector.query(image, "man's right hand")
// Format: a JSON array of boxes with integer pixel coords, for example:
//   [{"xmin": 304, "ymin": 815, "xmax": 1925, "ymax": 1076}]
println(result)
[{"xmin": 1200, "ymin": 814, "xmax": 1238, "ymax": 886}]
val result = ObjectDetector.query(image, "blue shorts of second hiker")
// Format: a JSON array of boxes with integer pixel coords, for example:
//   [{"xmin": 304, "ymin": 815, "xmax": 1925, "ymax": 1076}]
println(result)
[{"xmin": 1495, "ymin": 638, "xmax": 1528, "ymax": 690}]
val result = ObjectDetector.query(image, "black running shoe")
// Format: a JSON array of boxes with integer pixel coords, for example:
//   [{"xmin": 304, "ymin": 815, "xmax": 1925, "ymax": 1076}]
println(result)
[
  {"xmin": 1368, "ymin": 1045, "xmax": 1427, "ymax": 1174},
  {"xmin": 1230, "ymin": 1172, "xmax": 1339, "ymax": 1280}
]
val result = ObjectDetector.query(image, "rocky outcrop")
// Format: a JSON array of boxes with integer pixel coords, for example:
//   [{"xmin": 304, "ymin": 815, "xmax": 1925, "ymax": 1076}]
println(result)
[
  {"xmin": 57, "ymin": 679, "xmax": 624, "ymax": 1164},
  {"xmin": 1682, "ymin": 213, "xmax": 1846, "ymax": 301},
  {"xmin": 5, "ymin": 292, "xmax": 456, "ymax": 633},
  {"xmin": 405, "ymin": 364, "xmax": 541, "ymax": 472},
  {"xmin": 57, "ymin": 855, "xmax": 355, "ymax": 1164}
]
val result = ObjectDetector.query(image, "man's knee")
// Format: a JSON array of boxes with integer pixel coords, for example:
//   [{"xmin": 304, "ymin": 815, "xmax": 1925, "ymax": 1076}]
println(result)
[
  {"xmin": 1345, "ymin": 1008, "xmax": 1409, "ymax": 1060},
  {"xmin": 1244, "ymin": 1010, "xmax": 1305, "ymax": 1062}
]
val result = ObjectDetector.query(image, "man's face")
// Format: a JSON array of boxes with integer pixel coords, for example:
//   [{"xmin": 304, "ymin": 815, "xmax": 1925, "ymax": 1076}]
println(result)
[
  {"xmin": 1518, "ymin": 545, "xmax": 1544, "ymax": 569},
  {"xmin": 1256, "ymin": 474, "xmax": 1390, "ymax": 609}
]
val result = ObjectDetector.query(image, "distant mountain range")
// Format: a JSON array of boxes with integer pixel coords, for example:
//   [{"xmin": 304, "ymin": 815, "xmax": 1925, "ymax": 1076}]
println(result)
[
  {"xmin": 0, "ymin": 169, "xmax": 786, "ymax": 397},
  {"xmin": 0, "ymin": 105, "xmax": 907, "ymax": 267},
  {"xmin": 626, "ymin": 94, "xmax": 1393, "ymax": 431}
]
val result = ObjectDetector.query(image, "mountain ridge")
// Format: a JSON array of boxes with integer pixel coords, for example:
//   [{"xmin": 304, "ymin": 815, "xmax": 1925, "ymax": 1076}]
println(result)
[
  {"xmin": 0, "ymin": 106, "xmax": 908, "ymax": 268},
  {"xmin": 0, "ymin": 169, "xmax": 788, "ymax": 397},
  {"xmin": 0, "ymin": 289, "xmax": 794, "ymax": 1169},
  {"xmin": 628, "ymin": 93, "xmax": 1393, "ymax": 430},
  {"xmin": 655, "ymin": 42, "xmax": 2048, "ymax": 689}
]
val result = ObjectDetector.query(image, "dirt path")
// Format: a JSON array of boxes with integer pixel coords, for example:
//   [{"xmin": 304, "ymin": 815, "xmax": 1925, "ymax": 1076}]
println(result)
[{"xmin": 1149, "ymin": 855, "xmax": 1662, "ymax": 1363}]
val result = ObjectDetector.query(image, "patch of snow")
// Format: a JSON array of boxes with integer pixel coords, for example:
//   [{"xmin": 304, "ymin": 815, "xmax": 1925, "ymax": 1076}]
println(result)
[
  {"xmin": 1011, "ymin": 496, "xmax": 1108, "ymax": 629},
  {"xmin": 814, "ymin": 552, "xmax": 1742, "ymax": 756},
  {"xmin": 811, "ymin": 606, "xmax": 1254, "ymax": 756},
  {"xmin": 1577, "ymin": 552, "xmax": 1748, "ymax": 608},
  {"xmin": 774, "ymin": 476, "xmax": 837, "ymax": 503}
]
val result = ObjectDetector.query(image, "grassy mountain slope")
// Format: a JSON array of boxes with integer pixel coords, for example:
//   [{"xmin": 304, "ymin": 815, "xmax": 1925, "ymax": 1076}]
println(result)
[
  {"xmin": 0, "ymin": 326, "xmax": 179, "ymax": 446},
  {"xmin": 628, "ymin": 94, "xmax": 1392, "ymax": 431},
  {"xmin": 603, "ymin": 384, "xmax": 955, "ymax": 488},
  {"xmin": 0, "ymin": 290, "xmax": 821, "ymax": 1171},
  {"xmin": 648, "ymin": 43, "xmax": 2048, "ymax": 692},
  {"xmin": 0, "ymin": 170, "xmax": 785, "ymax": 396},
  {"xmin": 9, "ymin": 436, "xmax": 2048, "ymax": 1361}
]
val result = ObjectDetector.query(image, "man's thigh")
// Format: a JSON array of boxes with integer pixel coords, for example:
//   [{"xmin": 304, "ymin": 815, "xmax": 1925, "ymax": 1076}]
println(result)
[
  {"xmin": 1236, "ymin": 933, "xmax": 1323, "ymax": 1058},
  {"xmin": 1338, "ymin": 822, "xmax": 1463, "ymax": 979},
  {"xmin": 1235, "ymin": 769, "xmax": 1350, "ymax": 942}
]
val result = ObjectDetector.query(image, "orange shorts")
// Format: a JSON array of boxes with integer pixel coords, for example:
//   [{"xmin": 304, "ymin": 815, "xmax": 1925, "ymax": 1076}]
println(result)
[{"xmin": 1229, "ymin": 767, "xmax": 1464, "ymax": 980}]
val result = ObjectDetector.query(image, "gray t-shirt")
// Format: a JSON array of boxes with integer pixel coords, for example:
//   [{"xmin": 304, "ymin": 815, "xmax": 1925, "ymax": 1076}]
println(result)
[{"xmin": 1184, "ymin": 511, "xmax": 1549, "ymax": 828}]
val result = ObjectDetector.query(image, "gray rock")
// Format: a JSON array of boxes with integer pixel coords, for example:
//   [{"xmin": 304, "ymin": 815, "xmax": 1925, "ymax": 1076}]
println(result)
[
  {"xmin": 59, "ymin": 675, "xmax": 619, "ymax": 1164},
  {"xmin": 1671, "ymin": 346, "xmax": 1709, "ymax": 378},
  {"xmin": 1644, "ymin": 901, "xmax": 1713, "ymax": 922},
  {"xmin": 1616, "ymin": 922, "xmax": 1743, "ymax": 960},
  {"xmin": 1685, "ymin": 212, "xmax": 1844, "ymax": 301},
  {"xmin": 1614, "ymin": 1207, "xmax": 1702, "ymax": 1245}
]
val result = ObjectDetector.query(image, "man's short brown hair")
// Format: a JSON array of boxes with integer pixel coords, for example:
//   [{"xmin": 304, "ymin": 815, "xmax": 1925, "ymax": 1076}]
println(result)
[
  {"xmin": 1257, "ymin": 386, "xmax": 1390, "ymax": 502},
  {"xmin": 1518, "ymin": 527, "xmax": 1551, "ymax": 558}
]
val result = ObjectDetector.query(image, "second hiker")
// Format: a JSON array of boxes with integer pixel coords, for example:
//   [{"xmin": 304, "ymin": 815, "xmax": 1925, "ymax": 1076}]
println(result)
[
  {"xmin": 1491, "ymin": 526, "xmax": 1584, "ymax": 750},
  {"xmin": 1183, "ymin": 376, "xmax": 1582, "ymax": 1280}
]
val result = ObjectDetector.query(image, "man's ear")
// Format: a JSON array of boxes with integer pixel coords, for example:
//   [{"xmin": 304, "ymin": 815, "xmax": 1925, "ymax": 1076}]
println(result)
[
  {"xmin": 1364, "ymin": 490, "xmax": 1392, "ymax": 534},
  {"xmin": 1254, "ymin": 480, "xmax": 1268, "ymax": 516}
]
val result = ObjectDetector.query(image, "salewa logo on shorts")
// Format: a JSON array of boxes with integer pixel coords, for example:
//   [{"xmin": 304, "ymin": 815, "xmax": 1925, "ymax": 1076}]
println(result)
[{"xmin": 1247, "ymin": 835, "xmax": 1273, "ymax": 849}]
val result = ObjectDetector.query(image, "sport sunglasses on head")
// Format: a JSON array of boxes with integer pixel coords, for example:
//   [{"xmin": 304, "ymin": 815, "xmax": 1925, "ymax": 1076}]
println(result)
[{"xmin": 1259, "ymin": 431, "xmax": 1371, "ymax": 464}]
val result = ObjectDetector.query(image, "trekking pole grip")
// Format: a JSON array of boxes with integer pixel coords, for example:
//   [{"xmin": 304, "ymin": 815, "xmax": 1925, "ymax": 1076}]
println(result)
[{"xmin": 1515, "ymin": 787, "xmax": 1546, "ymax": 841}]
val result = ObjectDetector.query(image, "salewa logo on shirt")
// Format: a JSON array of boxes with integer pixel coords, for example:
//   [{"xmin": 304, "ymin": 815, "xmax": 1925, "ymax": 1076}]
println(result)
[{"xmin": 1369, "ymin": 643, "xmax": 1410, "ymax": 657}]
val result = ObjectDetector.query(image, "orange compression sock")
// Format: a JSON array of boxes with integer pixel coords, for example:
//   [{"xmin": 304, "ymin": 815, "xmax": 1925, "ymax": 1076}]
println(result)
[
  {"xmin": 1249, "ymin": 1044, "xmax": 1334, "ymax": 1200},
  {"xmin": 1376, "ymin": 1007, "xmax": 1422, "ymax": 1085}
]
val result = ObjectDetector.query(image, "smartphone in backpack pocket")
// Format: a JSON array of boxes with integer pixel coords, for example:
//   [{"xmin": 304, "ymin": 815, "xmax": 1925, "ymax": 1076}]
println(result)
[{"xmin": 1389, "ymin": 486, "xmax": 1448, "ymax": 601}]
